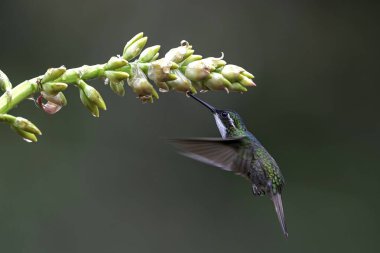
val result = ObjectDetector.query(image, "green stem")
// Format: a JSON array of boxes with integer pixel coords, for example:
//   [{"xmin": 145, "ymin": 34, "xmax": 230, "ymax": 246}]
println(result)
[
  {"xmin": 0, "ymin": 79, "xmax": 39, "ymax": 114},
  {"xmin": 0, "ymin": 63, "xmax": 132, "ymax": 114}
]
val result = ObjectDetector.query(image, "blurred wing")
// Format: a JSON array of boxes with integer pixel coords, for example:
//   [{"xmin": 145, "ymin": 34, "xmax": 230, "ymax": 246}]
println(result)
[
  {"xmin": 232, "ymin": 147, "xmax": 254, "ymax": 177},
  {"xmin": 169, "ymin": 137, "xmax": 252, "ymax": 174}
]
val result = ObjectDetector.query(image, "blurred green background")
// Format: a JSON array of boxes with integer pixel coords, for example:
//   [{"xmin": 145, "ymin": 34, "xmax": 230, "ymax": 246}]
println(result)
[{"xmin": 0, "ymin": 0, "xmax": 379, "ymax": 252}]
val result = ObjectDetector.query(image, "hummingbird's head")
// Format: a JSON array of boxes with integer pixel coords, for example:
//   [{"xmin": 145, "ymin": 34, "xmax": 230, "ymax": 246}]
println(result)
[
  {"xmin": 213, "ymin": 109, "xmax": 247, "ymax": 138},
  {"xmin": 187, "ymin": 93, "xmax": 247, "ymax": 138}
]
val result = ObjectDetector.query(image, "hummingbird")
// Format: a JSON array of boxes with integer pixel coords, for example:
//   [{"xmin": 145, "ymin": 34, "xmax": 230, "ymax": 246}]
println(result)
[{"xmin": 171, "ymin": 93, "xmax": 288, "ymax": 237}]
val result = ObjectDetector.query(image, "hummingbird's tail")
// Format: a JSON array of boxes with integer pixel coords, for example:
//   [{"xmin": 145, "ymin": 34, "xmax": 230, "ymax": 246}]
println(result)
[{"xmin": 270, "ymin": 192, "xmax": 288, "ymax": 238}]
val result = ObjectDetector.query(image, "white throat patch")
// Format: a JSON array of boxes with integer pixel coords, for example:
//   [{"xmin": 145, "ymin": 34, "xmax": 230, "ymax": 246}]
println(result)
[{"xmin": 214, "ymin": 114, "xmax": 227, "ymax": 139}]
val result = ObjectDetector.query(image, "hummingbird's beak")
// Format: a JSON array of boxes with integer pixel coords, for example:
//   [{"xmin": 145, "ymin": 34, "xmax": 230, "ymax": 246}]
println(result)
[{"xmin": 187, "ymin": 92, "xmax": 216, "ymax": 113}]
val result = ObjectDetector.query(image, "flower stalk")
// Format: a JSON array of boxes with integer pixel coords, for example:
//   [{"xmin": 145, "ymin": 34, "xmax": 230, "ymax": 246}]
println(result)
[{"xmin": 0, "ymin": 32, "xmax": 255, "ymax": 142}]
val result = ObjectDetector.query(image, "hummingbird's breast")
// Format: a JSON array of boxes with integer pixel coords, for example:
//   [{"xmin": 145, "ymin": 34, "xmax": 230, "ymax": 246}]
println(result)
[{"xmin": 248, "ymin": 144, "xmax": 284, "ymax": 196}]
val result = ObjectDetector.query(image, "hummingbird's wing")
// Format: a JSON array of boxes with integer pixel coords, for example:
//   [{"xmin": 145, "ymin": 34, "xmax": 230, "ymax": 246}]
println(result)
[{"xmin": 169, "ymin": 137, "xmax": 253, "ymax": 175}]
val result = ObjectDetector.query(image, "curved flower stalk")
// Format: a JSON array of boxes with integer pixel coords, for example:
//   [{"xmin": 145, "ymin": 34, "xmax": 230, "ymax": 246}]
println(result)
[{"xmin": 0, "ymin": 33, "xmax": 255, "ymax": 142}]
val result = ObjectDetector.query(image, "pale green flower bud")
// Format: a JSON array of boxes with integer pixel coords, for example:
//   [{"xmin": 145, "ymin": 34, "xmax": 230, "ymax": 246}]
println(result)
[
  {"xmin": 128, "ymin": 66, "xmax": 159, "ymax": 101},
  {"xmin": 41, "ymin": 82, "xmax": 68, "ymax": 95},
  {"xmin": 105, "ymin": 71, "xmax": 129, "ymax": 83},
  {"xmin": 221, "ymin": 64, "xmax": 255, "ymax": 83},
  {"xmin": 165, "ymin": 41, "xmax": 194, "ymax": 63},
  {"xmin": 239, "ymin": 75, "xmax": 256, "ymax": 87},
  {"xmin": 230, "ymin": 82, "xmax": 248, "ymax": 92},
  {"xmin": 202, "ymin": 55, "xmax": 226, "ymax": 70},
  {"xmin": 242, "ymin": 70, "xmax": 254, "ymax": 79},
  {"xmin": 109, "ymin": 80, "xmax": 126, "ymax": 96},
  {"xmin": 220, "ymin": 64, "xmax": 243, "ymax": 81},
  {"xmin": 13, "ymin": 117, "xmax": 42, "ymax": 135},
  {"xmin": 105, "ymin": 56, "xmax": 128, "ymax": 70},
  {"xmin": 0, "ymin": 70, "xmax": 12, "ymax": 103},
  {"xmin": 203, "ymin": 72, "xmax": 232, "ymax": 92},
  {"xmin": 0, "ymin": 69, "xmax": 12, "ymax": 92},
  {"xmin": 139, "ymin": 45, "xmax": 161, "ymax": 63},
  {"xmin": 128, "ymin": 78, "xmax": 159, "ymax": 102},
  {"xmin": 77, "ymin": 80, "xmax": 107, "ymax": 111},
  {"xmin": 148, "ymin": 59, "xmax": 178, "ymax": 91},
  {"xmin": 151, "ymin": 53, "xmax": 160, "ymax": 61},
  {"xmin": 123, "ymin": 32, "xmax": 144, "ymax": 54},
  {"xmin": 79, "ymin": 88, "xmax": 100, "ymax": 117},
  {"xmin": 184, "ymin": 60, "xmax": 211, "ymax": 81},
  {"xmin": 41, "ymin": 66, "xmax": 66, "ymax": 83},
  {"xmin": 180, "ymin": 55, "xmax": 202, "ymax": 67},
  {"xmin": 166, "ymin": 69, "xmax": 196, "ymax": 93},
  {"xmin": 123, "ymin": 37, "xmax": 148, "ymax": 61},
  {"xmin": 11, "ymin": 126, "xmax": 38, "ymax": 143}
]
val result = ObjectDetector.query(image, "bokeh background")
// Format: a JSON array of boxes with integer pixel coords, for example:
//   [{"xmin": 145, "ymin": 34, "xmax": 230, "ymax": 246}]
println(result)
[{"xmin": 0, "ymin": 0, "xmax": 379, "ymax": 252}]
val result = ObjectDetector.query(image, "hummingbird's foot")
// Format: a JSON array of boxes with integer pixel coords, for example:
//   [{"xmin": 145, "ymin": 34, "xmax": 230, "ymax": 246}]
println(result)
[{"xmin": 252, "ymin": 184, "xmax": 266, "ymax": 196}]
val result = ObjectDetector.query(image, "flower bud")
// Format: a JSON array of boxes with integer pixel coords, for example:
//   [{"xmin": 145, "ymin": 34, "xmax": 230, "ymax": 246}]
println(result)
[
  {"xmin": 128, "ymin": 78, "xmax": 159, "ymax": 102},
  {"xmin": 41, "ymin": 66, "xmax": 66, "ymax": 83},
  {"xmin": 77, "ymin": 80, "xmax": 107, "ymax": 111},
  {"xmin": 166, "ymin": 69, "xmax": 196, "ymax": 93},
  {"xmin": 105, "ymin": 71, "xmax": 129, "ymax": 83},
  {"xmin": 139, "ymin": 45, "xmax": 161, "ymax": 63},
  {"xmin": 148, "ymin": 59, "xmax": 178, "ymax": 91},
  {"xmin": 11, "ymin": 126, "xmax": 38, "ymax": 143},
  {"xmin": 180, "ymin": 55, "xmax": 202, "ymax": 67},
  {"xmin": 105, "ymin": 56, "xmax": 128, "ymax": 70},
  {"xmin": 123, "ymin": 32, "xmax": 144, "ymax": 53},
  {"xmin": 0, "ymin": 69, "xmax": 12, "ymax": 92},
  {"xmin": 202, "ymin": 55, "xmax": 226, "ymax": 70},
  {"xmin": 128, "ymin": 66, "xmax": 159, "ymax": 102},
  {"xmin": 0, "ymin": 70, "xmax": 12, "ymax": 103},
  {"xmin": 184, "ymin": 60, "xmax": 211, "ymax": 81},
  {"xmin": 151, "ymin": 53, "xmax": 160, "ymax": 61},
  {"xmin": 165, "ymin": 41, "xmax": 193, "ymax": 63},
  {"xmin": 230, "ymin": 82, "xmax": 248, "ymax": 92},
  {"xmin": 79, "ymin": 88, "xmax": 100, "ymax": 117},
  {"xmin": 41, "ymin": 82, "xmax": 68, "ymax": 95},
  {"xmin": 221, "ymin": 64, "xmax": 254, "ymax": 83},
  {"xmin": 13, "ymin": 117, "xmax": 42, "ymax": 135},
  {"xmin": 239, "ymin": 75, "xmax": 256, "ymax": 87},
  {"xmin": 109, "ymin": 80, "xmax": 126, "ymax": 96},
  {"xmin": 123, "ymin": 36, "xmax": 148, "ymax": 61},
  {"xmin": 203, "ymin": 72, "xmax": 232, "ymax": 92},
  {"xmin": 242, "ymin": 70, "xmax": 254, "ymax": 79}
]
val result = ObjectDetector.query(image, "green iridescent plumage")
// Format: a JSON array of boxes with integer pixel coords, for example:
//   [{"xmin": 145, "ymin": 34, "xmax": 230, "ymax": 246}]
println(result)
[{"xmin": 171, "ymin": 93, "xmax": 287, "ymax": 237}]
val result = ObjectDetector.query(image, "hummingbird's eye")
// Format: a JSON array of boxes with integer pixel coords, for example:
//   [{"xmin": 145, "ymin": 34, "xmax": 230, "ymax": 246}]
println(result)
[{"xmin": 221, "ymin": 112, "xmax": 228, "ymax": 118}]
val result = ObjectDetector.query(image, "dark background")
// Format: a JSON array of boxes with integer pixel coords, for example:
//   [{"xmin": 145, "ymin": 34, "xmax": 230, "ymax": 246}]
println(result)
[{"xmin": 0, "ymin": 0, "xmax": 379, "ymax": 252}]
